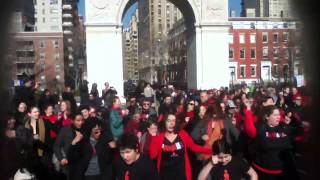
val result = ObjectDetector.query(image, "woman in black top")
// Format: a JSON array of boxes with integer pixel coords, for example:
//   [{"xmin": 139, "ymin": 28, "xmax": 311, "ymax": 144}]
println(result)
[{"xmin": 243, "ymin": 102, "xmax": 299, "ymax": 180}]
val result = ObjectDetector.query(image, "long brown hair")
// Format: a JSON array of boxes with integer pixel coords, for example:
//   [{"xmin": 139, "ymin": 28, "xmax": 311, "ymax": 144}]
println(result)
[{"xmin": 60, "ymin": 100, "xmax": 71, "ymax": 116}]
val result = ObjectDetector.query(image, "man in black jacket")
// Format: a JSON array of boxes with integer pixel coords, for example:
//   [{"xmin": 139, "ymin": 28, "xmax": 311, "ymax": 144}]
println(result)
[
  {"xmin": 67, "ymin": 119, "xmax": 115, "ymax": 180},
  {"xmin": 53, "ymin": 113, "xmax": 84, "ymax": 178}
]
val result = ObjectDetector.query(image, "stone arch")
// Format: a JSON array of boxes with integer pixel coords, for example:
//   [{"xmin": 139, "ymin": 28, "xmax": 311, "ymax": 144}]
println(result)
[{"xmin": 85, "ymin": 0, "xmax": 230, "ymax": 96}]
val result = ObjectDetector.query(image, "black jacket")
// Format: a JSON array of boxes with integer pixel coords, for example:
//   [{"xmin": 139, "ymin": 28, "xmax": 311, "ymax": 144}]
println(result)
[
  {"xmin": 53, "ymin": 125, "xmax": 79, "ymax": 161},
  {"xmin": 115, "ymin": 154, "xmax": 159, "ymax": 180},
  {"xmin": 253, "ymin": 122, "xmax": 293, "ymax": 171},
  {"xmin": 67, "ymin": 133, "xmax": 114, "ymax": 180}
]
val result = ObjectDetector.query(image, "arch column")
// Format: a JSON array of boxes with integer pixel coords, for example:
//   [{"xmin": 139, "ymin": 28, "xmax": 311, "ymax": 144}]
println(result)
[
  {"xmin": 187, "ymin": 23, "xmax": 230, "ymax": 90},
  {"xmin": 86, "ymin": 24, "xmax": 124, "ymax": 96}
]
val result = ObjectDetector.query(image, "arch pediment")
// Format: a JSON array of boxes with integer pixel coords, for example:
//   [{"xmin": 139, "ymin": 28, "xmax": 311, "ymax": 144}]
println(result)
[{"xmin": 85, "ymin": 0, "xmax": 228, "ymax": 26}]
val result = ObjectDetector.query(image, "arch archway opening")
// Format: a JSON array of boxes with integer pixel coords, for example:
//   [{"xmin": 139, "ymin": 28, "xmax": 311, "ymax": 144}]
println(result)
[{"xmin": 121, "ymin": 0, "xmax": 197, "ymax": 91}]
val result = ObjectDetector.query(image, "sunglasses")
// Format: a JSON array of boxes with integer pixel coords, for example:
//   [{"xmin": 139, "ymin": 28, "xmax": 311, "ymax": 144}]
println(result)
[{"xmin": 188, "ymin": 103, "xmax": 195, "ymax": 105}]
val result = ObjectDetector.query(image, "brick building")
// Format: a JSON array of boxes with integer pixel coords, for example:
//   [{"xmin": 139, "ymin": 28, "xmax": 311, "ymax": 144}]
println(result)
[
  {"xmin": 229, "ymin": 18, "xmax": 302, "ymax": 85},
  {"xmin": 12, "ymin": 32, "xmax": 65, "ymax": 91}
]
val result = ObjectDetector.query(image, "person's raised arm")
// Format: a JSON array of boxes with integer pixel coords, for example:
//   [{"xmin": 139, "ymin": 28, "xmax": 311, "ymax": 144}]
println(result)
[
  {"xmin": 243, "ymin": 99, "xmax": 257, "ymax": 138},
  {"xmin": 198, "ymin": 155, "xmax": 219, "ymax": 180},
  {"xmin": 182, "ymin": 130, "xmax": 212, "ymax": 154}
]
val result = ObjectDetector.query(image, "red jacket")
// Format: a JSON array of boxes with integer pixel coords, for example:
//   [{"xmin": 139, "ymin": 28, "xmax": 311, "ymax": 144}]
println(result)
[
  {"xmin": 42, "ymin": 115, "xmax": 58, "ymax": 138},
  {"xmin": 149, "ymin": 130, "xmax": 212, "ymax": 180}
]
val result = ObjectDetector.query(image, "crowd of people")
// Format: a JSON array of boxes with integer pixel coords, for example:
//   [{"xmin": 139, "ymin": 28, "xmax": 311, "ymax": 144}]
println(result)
[{"xmin": 2, "ymin": 78, "xmax": 310, "ymax": 180}]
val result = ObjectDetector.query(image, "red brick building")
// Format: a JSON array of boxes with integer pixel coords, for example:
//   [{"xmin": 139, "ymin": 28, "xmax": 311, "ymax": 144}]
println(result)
[
  {"xmin": 12, "ymin": 32, "xmax": 65, "ymax": 92},
  {"xmin": 229, "ymin": 18, "xmax": 302, "ymax": 85}
]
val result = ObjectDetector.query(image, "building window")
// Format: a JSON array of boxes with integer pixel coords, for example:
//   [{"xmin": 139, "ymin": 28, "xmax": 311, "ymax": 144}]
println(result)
[
  {"xmin": 284, "ymin": 48, "xmax": 290, "ymax": 59},
  {"xmin": 239, "ymin": 34, "xmax": 245, "ymax": 44},
  {"xmin": 40, "ymin": 63, "xmax": 45, "ymax": 73},
  {"xmin": 39, "ymin": 41, "xmax": 45, "ymax": 48},
  {"xmin": 273, "ymin": 33, "xmax": 279, "ymax": 43},
  {"xmin": 53, "ymin": 40, "xmax": 59, "ymax": 48},
  {"xmin": 42, "ymin": 9, "xmax": 45, "ymax": 15},
  {"xmin": 34, "ymin": 0, "xmax": 37, "ymax": 5},
  {"xmin": 263, "ymin": 47, "xmax": 268, "ymax": 58},
  {"xmin": 283, "ymin": 64, "xmax": 289, "ymax": 75},
  {"xmin": 229, "ymin": 49, "xmax": 234, "ymax": 59},
  {"xmin": 50, "ymin": 8, "xmax": 59, "ymax": 14},
  {"xmin": 240, "ymin": 66, "xmax": 246, "ymax": 78},
  {"xmin": 50, "ymin": 0, "xmax": 58, "ymax": 5},
  {"xmin": 42, "ymin": 17, "xmax": 45, "ymax": 23},
  {"xmin": 273, "ymin": 48, "xmax": 279, "ymax": 58},
  {"xmin": 283, "ymin": 32, "xmax": 289, "ymax": 42},
  {"xmin": 55, "ymin": 64, "xmax": 61, "ymax": 72},
  {"xmin": 251, "ymin": 48, "xmax": 256, "ymax": 59},
  {"xmin": 296, "ymin": 64, "xmax": 303, "ymax": 75},
  {"xmin": 240, "ymin": 48, "xmax": 245, "ymax": 59},
  {"xmin": 158, "ymin": 9, "xmax": 161, "ymax": 15},
  {"xmin": 262, "ymin": 32, "xmax": 268, "ymax": 43},
  {"xmin": 40, "ymin": 53, "xmax": 45, "ymax": 61},
  {"xmin": 229, "ymin": 34, "xmax": 234, "ymax": 44},
  {"xmin": 250, "ymin": 34, "xmax": 256, "ymax": 43},
  {"xmin": 50, "ymin": 17, "xmax": 59, "ymax": 22},
  {"xmin": 250, "ymin": 65, "xmax": 256, "ymax": 77}
]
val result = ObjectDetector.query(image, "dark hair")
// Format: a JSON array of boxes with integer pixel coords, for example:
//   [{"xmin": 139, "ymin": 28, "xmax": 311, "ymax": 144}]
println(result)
[
  {"xmin": 159, "ymin": 113, "xmax": 180, "ymax": 133},
  {"xmin": 87, "ymin": 118, "xmax": 103, "ymax": 132},
  {"xmin": 28, "ymin": 106, "xmax": 39, "ymax": 113},
  {"xmin": 72, "ymin": 113, "xmax": 83, "ymax": 120},
  {"xmin": 212, "ymin": 138, "xmax": 232, "ymax": 155},
  {"xmin": 78, "ymin": 105, "xmax": 90, "ymax": 112},
  {"xmin": 44, "ymin": 104, "xmax": 54, "ymax": 111},
  {"xmin": 146, "ymin": 119, "xmax": 158, "ymax": 128},
  {"xmin": 117, "ymin": 134, "xmax": 139, "ymax": 150},
  {"xmin": 261, "ymin": 96, "xmax": 274, "ymax": 105},
  {"xmin": 262, "ymin": 105, "xmax": 278, "ymax": 119}
]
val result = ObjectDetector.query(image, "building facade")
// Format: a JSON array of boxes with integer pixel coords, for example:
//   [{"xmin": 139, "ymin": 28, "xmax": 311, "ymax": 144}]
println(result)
[
  {"xmin": 241, "ymin": 0, "xmax": 295, "ymax": 18},
  {"xmin": 123, "ymin": 10, "xmax": 139, "ymax": 81},
  {"xmin": 229, "ymin": 18, "xmax": 302, "ymax": 85},
  {"xmin": 138, "ymin": 0, "xmax": 183, "ymax": 84},
  {"xmin": 34, "ymin": 0, "xmax": 63, "ymax": 32},
  {"xmin": 33, "ymin": 0, "xmax": 83, "ymax": 89},
  {"xmin": 62, "ymin": 0, "xmax": 82, "ymax": 89},
  {"xmin": 165, "ymin": 19, "xmax": 187, "ymax": 88},
  {"xmin": 12, "ymin": 32, "xmax": 65, "ymax": 91}
]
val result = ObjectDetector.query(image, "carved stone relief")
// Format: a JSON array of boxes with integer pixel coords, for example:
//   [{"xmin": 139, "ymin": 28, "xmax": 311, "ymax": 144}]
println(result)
[
  {"xmin": 87, "ymin": 0, "xmax": 120, "ymax": 23},
  {"xmin": 202, "ymin": 0, "xmax": 227, "ymax": 22}
]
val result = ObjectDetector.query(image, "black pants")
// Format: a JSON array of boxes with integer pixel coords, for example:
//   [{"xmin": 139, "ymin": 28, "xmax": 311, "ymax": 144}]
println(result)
[{"xmin": 84, "ymin": 175, "xmax": 101, "ymax": 180}]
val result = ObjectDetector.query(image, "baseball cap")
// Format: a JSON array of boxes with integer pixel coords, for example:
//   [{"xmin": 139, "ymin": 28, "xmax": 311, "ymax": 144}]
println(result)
[{"xmin": 227, "ymin": 100, "xmax": 236, "ymax": 108}]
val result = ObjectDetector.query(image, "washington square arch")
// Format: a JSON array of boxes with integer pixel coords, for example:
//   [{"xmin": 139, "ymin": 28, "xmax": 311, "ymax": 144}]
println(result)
[{"xmin": 85, "ymin": 0, "xmax": 230, "ymax": 95}]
